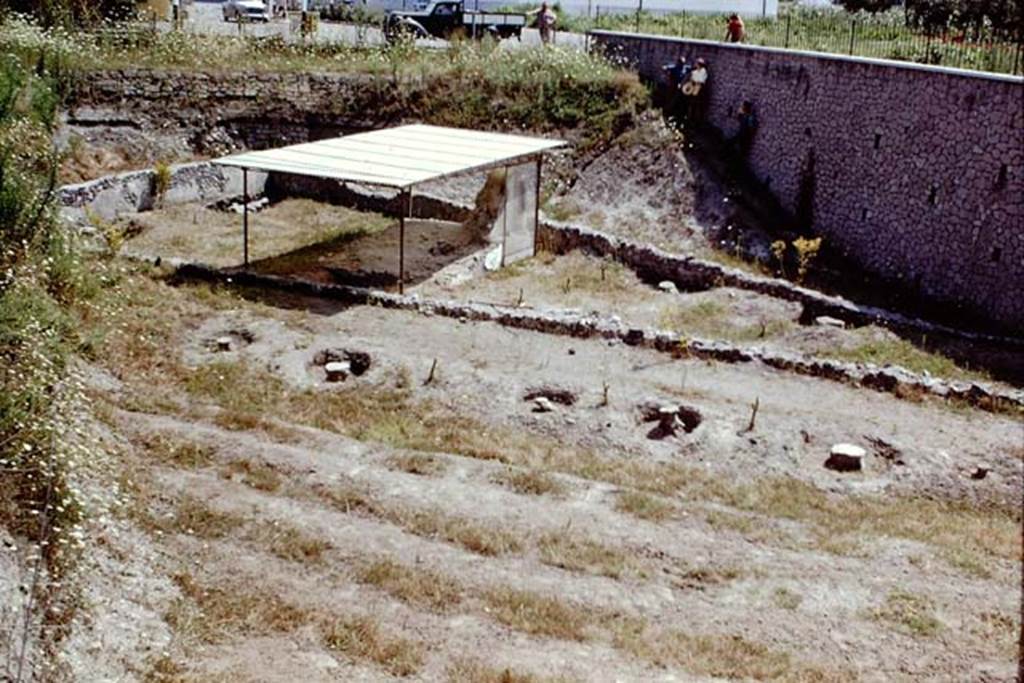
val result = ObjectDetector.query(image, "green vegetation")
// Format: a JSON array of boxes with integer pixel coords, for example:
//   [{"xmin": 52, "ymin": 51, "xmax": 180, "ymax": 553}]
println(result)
[
  {"xmin": 0, "ymin": 16, "xmax": 648, "ymax": 147},
  {"xmin": 0, "ymin": 40, "xmax": 106, "ymax": 636},
  {"xmin": 829, "ymin": 330, "xmax": 990, "ymax": 382},
  {"xmin": 870, "ymin": 590, "xmax": 942, "ymax": 637},
  {"xmin": 572, "ymin": 5, "xmax": 1019, "ymax": 74}
]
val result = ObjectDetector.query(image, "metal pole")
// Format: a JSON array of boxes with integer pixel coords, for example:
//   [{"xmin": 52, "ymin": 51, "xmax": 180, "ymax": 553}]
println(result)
[
  {"xmin": 635, "ymin": 0, "xmax": 642, "ymax": 33},
  {"xmin": 399, "ymin": 189, "xmax": 412, "ymax": 294},
  {"xmin": 849, "ymin": 19, "xmax": 856, "ymax": 55},
  {"xmin": 242, "ymin": 168, "xmax": 249, "ymax": 268},
  {"xmin": 532, "ymin": 155, "xmax": 542, "ymax": 256},
  {"xmin": 500, "ymin": 166, "xmax": 510, "ymax": 267},
  {"xmin": 785, "ymin": 14, "xmax": 790, "ymax": 48}
]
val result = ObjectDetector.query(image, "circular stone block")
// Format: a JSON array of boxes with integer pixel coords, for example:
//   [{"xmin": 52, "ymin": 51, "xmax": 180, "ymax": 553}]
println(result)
[{"xmin": 825, "ymin": 443, "xmax": 865, "ymax": 472}]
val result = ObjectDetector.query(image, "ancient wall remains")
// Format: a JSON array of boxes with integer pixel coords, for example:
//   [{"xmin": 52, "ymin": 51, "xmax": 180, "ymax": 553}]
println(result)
[{"xmin": 591, "ymin": 31, "xmax": 1024, "ymax": 333}]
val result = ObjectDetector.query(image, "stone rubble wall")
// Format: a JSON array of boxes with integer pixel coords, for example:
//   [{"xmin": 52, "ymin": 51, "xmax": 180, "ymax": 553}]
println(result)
[
  {"xmin": 58, "ymin": 161, "xmax": 267, "ymax": 222},
  {"xmin": 170, "ymin": 260, "xmax": 1024, "ymax": 413},
  {"xmin": 590, "ymin": 31, "xmax": 1024, "ymax": 333}
]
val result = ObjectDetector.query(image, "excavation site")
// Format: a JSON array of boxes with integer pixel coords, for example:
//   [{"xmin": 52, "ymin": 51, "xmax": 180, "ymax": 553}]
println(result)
[{"xmin": 1, "ymin": 9, "xmax": 1022, "ymax": 683}]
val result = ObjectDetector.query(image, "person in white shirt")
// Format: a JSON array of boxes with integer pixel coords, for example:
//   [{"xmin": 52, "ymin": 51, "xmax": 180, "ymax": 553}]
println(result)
[{"xmin": 681, "ymin": 58, "xmax": 709, "ymax": 123}]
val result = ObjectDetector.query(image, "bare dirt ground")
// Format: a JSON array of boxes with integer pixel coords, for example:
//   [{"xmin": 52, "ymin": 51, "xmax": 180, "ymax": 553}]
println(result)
[{"xmin": 55, "ymin": 251, "xmax": 1022, "ymax": 682}]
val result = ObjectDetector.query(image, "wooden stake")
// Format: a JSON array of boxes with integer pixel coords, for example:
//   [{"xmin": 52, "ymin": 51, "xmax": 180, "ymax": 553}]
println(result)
[{"xmin": 745, "ymin": 397, "xmax": 760, "ymax": 432}]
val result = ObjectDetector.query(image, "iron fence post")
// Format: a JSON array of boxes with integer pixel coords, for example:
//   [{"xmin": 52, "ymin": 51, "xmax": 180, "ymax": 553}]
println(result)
[
  {"xmin": 849, "ymin": 19, "xmax": 856, "ymax": 55},
  {"xmin": 635, "ymin": 0, "xmax": 642, "ymax": 34},
  {"xmin": 784, "ymin": 14, "xmax": 790, "ymax": 48}
]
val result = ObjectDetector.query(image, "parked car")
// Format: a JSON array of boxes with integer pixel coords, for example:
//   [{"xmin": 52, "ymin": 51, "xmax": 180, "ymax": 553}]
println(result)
[
  {"xmin": 222, "ymin": 0, "xmax": 271, "ymax": 22},
  {"xmin": 384, "ymin": 1, "xmax": 526, "ymax": 42}
]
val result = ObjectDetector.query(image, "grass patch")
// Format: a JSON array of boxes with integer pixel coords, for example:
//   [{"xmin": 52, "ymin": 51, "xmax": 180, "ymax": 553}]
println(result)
[
  {"xmin": 356, "ymin": 557, "xmax": 462, "ymax": 612},
  {"xmin": 611, "ymin": 620, "xmax": 846, "ymax": 681},
  {"xmin": 829, "ymin": 331, "xmax": 989, "ymax": 382},
  {"xmin": 659, "ymin": 300, "xmax": 793, "ymax": 343},
  {"xmin": 614, "ymin": 490, "xmax": 676, "ymax": 522},
  {"xmin": 771, "ymin": 587, "xmax": 803, "ymax": 611},
  {"xmin": 147, "ymin": 496, "xmax": 245, "ymax": 539},
  {"xmin": 718, "ymin": 476, "xmax": 1021, "ymax": 562},
  {"xmin": 483, "ymin": 587, "xmax": 592, "ymax": 642},
  {"xmin": 138, "ymin": 433, "xmax": 215, "ymax": 469},
  {"xmin": 495, "ymin": 467, "xmax": 566, "ymax": 497},
  {"xmin": 870, "ymin": 590, "xmax": 942, "ymax": 637},
  {"xmin": 168, "ymin": 572, "xmax": 313, "ymax": 644},
  {"xmin": 395, "ymin": 506, "xmax": 524, "ymax": 556},
  {"xmin": 321, "ymin": 614, "xmax": 425, "ymax": 677},
  {"xmin": 537, "ymin": 532, "xmax": 638, "ymax": 579},
  {"xmin": 248, "ymin": 521, "xmax": 332, "ymax": 565},
  {"xmin": 671, "ymin": 565, "xmax": 744, "ymax": 590},
  {"xmin": 220, "ymin": 459, "xmax": 282, "ymax": 493},
  {"xmin": 385, "ymin": 452, "xmax": 448, "ymax": 477},
  {"xmin": 446, "ymin": 659, "xmax": 575, "ymax": 683},
  {"xmin": 321, "ymin": 482, "xmax": 525, "ymax": 557},
  {"xmin": 940, "ymin": 547, "xmax": 993, "ymax": 579}
]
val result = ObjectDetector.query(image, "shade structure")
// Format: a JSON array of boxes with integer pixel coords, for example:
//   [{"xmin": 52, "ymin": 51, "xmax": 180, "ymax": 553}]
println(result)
[
  {"xmin": 212, "ymin": 124, "xmax": 564, "ymax": 294},
  {"xmin": 213, "ymin": 124, "xmax": 565, "ymax": 189}
]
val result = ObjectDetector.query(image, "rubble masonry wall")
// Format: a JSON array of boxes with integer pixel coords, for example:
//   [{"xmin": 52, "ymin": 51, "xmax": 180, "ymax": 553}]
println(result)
[{"xmin": 590, "ymin": 31, "xmax": 1024, "ymax": 333}]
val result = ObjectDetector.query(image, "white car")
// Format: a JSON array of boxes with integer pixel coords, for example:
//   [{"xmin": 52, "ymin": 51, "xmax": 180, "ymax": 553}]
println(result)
[{"xmin": 222, "ymin": 0, "xmax": 271, "ymax": 22}]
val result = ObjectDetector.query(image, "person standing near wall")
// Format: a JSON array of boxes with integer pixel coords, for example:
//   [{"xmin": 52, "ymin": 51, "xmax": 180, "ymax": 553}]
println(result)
[
  {"xmin": 725, "ymin": 13, "xmax": 745, "ymax": 43},
  {"xmin": 680, "ymin": 58, "xmax": 709, "ymax": 124},
  {"xmin": 527, "ymin": 3, "xmax": 558, "ymax": 45},
  {"xmin": 661, "ymin": 55, "xmax": 691, "ymax": 122}
]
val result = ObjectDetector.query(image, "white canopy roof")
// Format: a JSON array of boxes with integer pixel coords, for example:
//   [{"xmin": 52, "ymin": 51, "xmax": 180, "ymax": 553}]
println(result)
[{"xmin": 213, "ymin": 124, "xmax": 565, "ymax": 189}]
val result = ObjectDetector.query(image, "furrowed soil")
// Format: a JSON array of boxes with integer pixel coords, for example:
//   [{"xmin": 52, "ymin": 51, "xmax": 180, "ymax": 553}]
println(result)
[{"xmin": 58, "ymin": 254, "xmax": 1022, "ymax": 682}]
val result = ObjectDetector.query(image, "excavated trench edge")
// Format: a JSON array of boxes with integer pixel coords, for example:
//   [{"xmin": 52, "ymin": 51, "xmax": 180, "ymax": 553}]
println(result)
[
  {"xmin": 270, "ymin": 176, "xmax": 1024, "ymax": 348},
  {"xmin": 169, "ymin": 261, "xmax": 1024, "ymax": 413}
]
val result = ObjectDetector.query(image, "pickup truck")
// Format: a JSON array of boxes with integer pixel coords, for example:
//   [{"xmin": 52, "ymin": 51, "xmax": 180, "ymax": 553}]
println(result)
[{"xmin": 384, "ymin": 1, "xmax": 527, "ymax": 42}]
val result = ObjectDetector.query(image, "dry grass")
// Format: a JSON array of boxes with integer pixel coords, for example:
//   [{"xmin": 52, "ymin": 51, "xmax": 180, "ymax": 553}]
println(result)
[
  {"xmin": 482, "ymin": 587, "xmax": 592, "ymax": 642},
  {"xmin": 614, "ymin": 490, "xmax": 677, "ymax": 522},
  {"xmin": 670, "ymin": 565, "xmax": 744, "ymax": 590},
  {"xmin": 138, "ymin": 433, "xmax": 215, "ymax": 469},
  {"xmin": 870, "ymin": 590, "xmax": 942, "ymax": 638},
  {"xmin": 395, "ymin": 507, "xmax": 524, "ymax": 557},
  {"xmin": 719, "ymin": 476, "xmax": 1021, "ymax": 561},
  {"xmin": 385, "ymin": 452, "xmax": 448, "ymax": 476},
  {"xmin": 495, "ymin": 467, "xmax": 566, "ymax": 497},
  {"xmin": 167, "ymin": 572, "xmax": 313, "ymax": 644},
  {"xmin": 611, "ymin": 620, "xmax": 846, "ymax": 681},
  {"xmin": 772, "ymin": 587, "xmax": 803, "ymax": 611},
  {"xmin": 446, "ymin": 658, "xmax": 577, "ymax": 683},
  {"xmin": 211, "ymin": 410, "xmax": 303, "ymax": 443},
  {"xmin": 356, "ymin": 557, "xmax": 462, "ymax": 612},
  {"xmin": 121, "ymin": 199, "xmax": 392, "ymax": 269},
  {"xmin": 940, "ymin": 547, "xmax": 993, "ymax": 579},
  {"xmin": 659, "ymin": 300, "xmax": 793, "ymax": 343},
  {"xmin": 320, "ymin": 482, "xmax": 525, "ymax": 557},
  {"xmin": 537, "ymin": 532, "xmax": 639, "ymax": 579},
  {"xmin": 320, "ymin": 614, "xmax": 425, "ymax": 677},
  {"xmin": 147, "ymin": 496, "xmax": 245, "ymax": 539},
  {"xmin": 220, "ymin": 459, "xmax": 282, "ymax": 493},
  {"xmin": 248, "ymin": 521, "xmax": 332, "ymax": 565}
]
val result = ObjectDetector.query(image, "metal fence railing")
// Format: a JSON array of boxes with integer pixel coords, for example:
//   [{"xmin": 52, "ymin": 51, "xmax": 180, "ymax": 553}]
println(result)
[{"xmin": 585, "ymin": 7, "xmax": 1023, "ymax": 76}]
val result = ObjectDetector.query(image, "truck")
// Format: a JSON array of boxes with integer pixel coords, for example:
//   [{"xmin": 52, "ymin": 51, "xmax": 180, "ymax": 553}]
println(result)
[{"xmin": 383, "ymin": 1, "xmax": 527, "ymax": 42}]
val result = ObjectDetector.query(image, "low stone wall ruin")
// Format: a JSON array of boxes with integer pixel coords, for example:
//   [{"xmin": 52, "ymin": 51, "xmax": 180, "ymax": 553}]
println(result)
[{"xmin": 171, "ymin": 261, "xmax": 1024, "ymax": 413}]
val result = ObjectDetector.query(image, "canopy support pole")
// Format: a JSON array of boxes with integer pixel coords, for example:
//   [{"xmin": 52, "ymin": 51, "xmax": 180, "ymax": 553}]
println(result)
[
  {"xmin": 242, "ymin": 168, "xmax": 249, "ymax": 268},
  {"xmin": 399, "ymin": 189, "xmax": 413, "ymax": 294},
  {"xmin": 500, "ymin": 165, "xmax": 510, "ymax": 267},
  {"xmin": 532, "ymin": 155, "xmax": 542, "ymax": 256}
]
